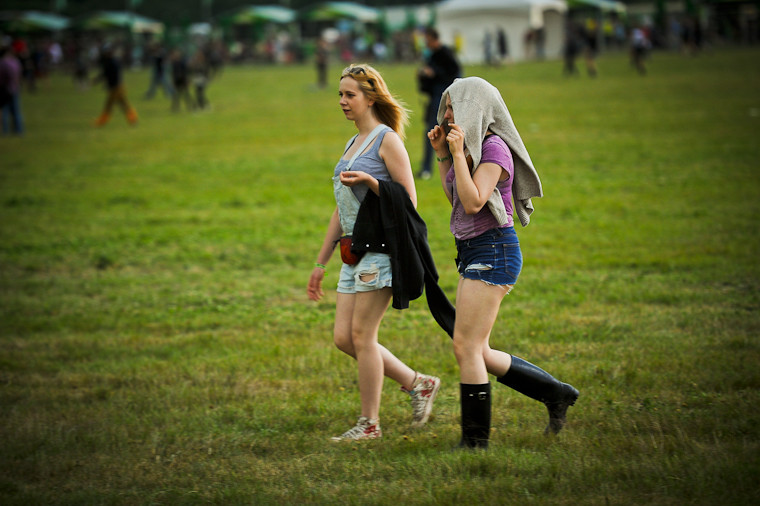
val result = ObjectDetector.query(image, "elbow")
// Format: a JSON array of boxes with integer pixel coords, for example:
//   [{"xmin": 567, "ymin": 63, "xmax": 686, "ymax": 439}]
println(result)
[{"xmin": 463, "ymin": 202, "xmax": 486, "ymax": 215}]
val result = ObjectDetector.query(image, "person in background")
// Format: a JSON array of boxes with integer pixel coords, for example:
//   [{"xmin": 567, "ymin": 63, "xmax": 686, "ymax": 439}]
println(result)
[
  {"xmin": 190, "ymin": 49, "xmax": 210, "ymax": 110},
  {"xmin": 93, "ymin": 44, "xmax": 138, "ymax": 127},
  {"xmin": 631, "ymin": 25, "xmax": 651, "ymax": 75},
  {"xmin": 143, "ymin": 43, "xmax": 173, "ymax": 100},
  {"xmin": 583, "ymin": 18, "xmax": 599, "ymax": 78},
  {"xmin": 0, "ymin": 42, "xmax": 24, "ymax": 136},
  {"xmin": 563, "ymin": 20, "xmax": 581, "ymax": 77},
  {"xmin": 308, "ymin": 64, "xmax": 441, "ymax": 442},
  {"xmin": 427, "ymin": 77, "xmax": 579, "ymax": 449},
  {"xmin": 170, "ymin": 49, "xmax": 194, "ymax": 112},
  {"xmin": 315, "ymin": 38, "xmax": 329, "ymax": 89},
  {"xmin": 417, "ymin": 28, "xmax": 461, "ymax": 180}
]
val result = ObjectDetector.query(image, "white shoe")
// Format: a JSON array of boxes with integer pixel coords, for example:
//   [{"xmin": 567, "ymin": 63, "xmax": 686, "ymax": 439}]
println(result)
[
  {"xmin": 330, "ymin": 416, "xmax": 381, "ymax": 442},
  {"xmin": 402, "ymin": 373, "xmax": 441, "ymax": 428}
]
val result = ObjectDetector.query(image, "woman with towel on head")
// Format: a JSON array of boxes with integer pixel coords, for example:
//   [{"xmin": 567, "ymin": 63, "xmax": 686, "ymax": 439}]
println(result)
[{"xmin": 427, "ymin": 77, "xmax": 579, "ymax": 449}]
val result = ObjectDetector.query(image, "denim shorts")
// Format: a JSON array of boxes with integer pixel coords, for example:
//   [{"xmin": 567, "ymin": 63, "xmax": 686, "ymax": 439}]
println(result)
[
  {"xmin": 455, "ymin": 227, "xmax": 522, "ymax": 286},
  {"xmin": 337, "ymin": 252, "xmax": 393, "ymax": 294}
]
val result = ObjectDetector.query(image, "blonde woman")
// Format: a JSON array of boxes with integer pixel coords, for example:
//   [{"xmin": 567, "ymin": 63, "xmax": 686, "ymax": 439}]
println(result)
[{"xmin": 308, "ymin": 65, "xmax": 440, "ymax": 441}]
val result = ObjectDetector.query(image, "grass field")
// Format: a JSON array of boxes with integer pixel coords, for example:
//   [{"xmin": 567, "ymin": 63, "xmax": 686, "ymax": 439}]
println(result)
[{"xmin": 1, "ymin": 47, "xmax": 759, "ymax": 504}]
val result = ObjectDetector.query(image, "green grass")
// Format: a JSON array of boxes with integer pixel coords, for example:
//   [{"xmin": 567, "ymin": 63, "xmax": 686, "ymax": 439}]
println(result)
[{"xmin": 1, "ymin": 48, "xmax": 759, "ymax": 504}]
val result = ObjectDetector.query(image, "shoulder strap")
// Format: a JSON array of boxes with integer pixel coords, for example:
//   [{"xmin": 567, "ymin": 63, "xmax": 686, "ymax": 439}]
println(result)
[
  {"xmin": 343, "ymin": 134, "xmax": 358, "ymax": 155},
  {"xmin": 346, "ymin": 124, "xmax": 389, "ymax": 170}
]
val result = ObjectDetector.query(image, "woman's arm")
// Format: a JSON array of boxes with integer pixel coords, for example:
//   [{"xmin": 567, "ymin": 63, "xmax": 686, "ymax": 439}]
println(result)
[
  {"xmin": 427, "ymin": 124, "xmax": 453, "ymax": 205},
  {"xmin": 378, "ymin": 131, "xmax": 417, "ymax": 207},
  {"xmin": 307, "ymin": 207, "xmax": 342, "ymax": 302},
  {"xmin": 447, "ymin": 124, "xmax": 503, "ymax": 215}
]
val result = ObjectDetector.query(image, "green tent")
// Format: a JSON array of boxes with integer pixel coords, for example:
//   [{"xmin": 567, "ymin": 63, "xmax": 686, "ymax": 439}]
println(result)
[
  {"xmin": 567, "ymin": 0, "xmax": 626, "ymax": 13},
  {"xmin": 221, "ymin": 5, "xmax": 296, "ymax": 25},
  {"xmin": 0, "ymin": 10, "xmax": 70, "ymax": 32},
  {"xmin": 73, "ymin": 10, "xmax": 164, "ymax": 34},
  {"xmin": 300, "ymin": 2, "xmax": 380, "ymax": 23}
]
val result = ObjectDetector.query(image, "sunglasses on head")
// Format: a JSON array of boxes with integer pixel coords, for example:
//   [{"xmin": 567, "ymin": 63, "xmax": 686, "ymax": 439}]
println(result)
[{"xmin": 343, "ymin": 66, "xmax": 375, "ymax": 91}]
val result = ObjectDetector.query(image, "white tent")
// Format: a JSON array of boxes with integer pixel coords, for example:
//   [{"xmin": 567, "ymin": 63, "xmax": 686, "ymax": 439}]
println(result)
[{"xmin": 436, "ymin": 0, "xmax": 568, "ymax": 64}]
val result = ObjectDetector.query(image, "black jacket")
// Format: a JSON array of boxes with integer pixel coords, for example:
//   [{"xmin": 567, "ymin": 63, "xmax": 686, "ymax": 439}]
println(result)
[{"xmin": 352, "ymin": 180, "xmax": 455, "ymax": 337}]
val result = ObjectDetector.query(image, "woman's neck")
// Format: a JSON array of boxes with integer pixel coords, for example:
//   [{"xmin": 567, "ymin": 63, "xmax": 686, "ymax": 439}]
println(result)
[{"xmin": 354, "ymin": 113, "xmax": 381, "ymax": 135}]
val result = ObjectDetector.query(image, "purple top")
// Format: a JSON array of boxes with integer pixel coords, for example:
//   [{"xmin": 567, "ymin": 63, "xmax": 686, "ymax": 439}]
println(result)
[{"xmin": 446, "ymin": 135, "xmax": 515, "ymax": 240}]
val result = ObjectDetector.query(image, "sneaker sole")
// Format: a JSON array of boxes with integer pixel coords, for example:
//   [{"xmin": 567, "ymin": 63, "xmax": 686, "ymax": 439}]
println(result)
[{"xmin": 330, "ymin": 432, "xmax": 382, "ymax": 442}]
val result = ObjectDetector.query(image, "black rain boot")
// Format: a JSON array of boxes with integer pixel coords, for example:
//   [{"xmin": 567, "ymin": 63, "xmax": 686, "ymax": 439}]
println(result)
[
  {"xmin": 459, "ymin": 383, "xmax": 491, "ymax": 449},
  {"xmin": 497, "ymin": 356, "xmax": 579, "ymax": 435}
]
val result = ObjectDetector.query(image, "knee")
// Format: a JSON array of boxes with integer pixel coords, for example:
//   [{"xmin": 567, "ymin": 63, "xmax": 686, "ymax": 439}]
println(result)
[
  {"xmin": 349, "ymin": 327, "xmax": 374, "ymax": 355},
  {"xmin": 333, "ymin": 332, "xmax": 355, "ymax": 357},
  {"xmin": 452, "ymin": 335, "xmax": 480, "ymax": 363}
]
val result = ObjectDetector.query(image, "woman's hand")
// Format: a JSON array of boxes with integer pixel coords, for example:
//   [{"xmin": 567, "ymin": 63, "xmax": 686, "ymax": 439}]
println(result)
[
  {"xmin": 339, "ymin": 170, "xmax": 372, "ymax": 187},
  {"xmin": 446, "ymin": 123, "xmax": 465, "ymax": 157},
  {"xmin": 427, "ymin": 124, "xmax": 449, "ymax": 155},
  {"xmin": 307, "ymin": 267, "xmax": 325, "ymax": 301}
]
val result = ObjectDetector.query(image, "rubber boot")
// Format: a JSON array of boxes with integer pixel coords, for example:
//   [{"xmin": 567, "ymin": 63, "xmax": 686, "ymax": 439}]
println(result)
[
  {"xmin": 459, "ymin": 383, "xmax": 491, "ymax": 449},
  {"xmin": 497, "ymin": 356, "xmax": 579, "ymax": 435}
]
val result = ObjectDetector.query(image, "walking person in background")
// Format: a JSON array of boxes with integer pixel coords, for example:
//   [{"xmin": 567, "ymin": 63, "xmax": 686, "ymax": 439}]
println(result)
[
  {"xmin": 170, "ymin": 49, "xmax": 194, "ymax": 112},
  {"xmin": 308, "ymin": 64, "xmax": 441, "ymax": 442},
  {"xmin": 563, "ymin": 21, "xmax": 581, "ymax": 77},
  {"xmin": 0, "ymin": 42, "xmax": 25, "ymax": 136},
  {"xmin": 427, "ymin": 77, "xmax": 579, "ymax": 449},
  {"xmin": 143, "ymin": 43, "xmax": 173, "ymax": 100},
  {"xmin": 417, "ymin": 28, "xmax": 461, "ymax": 180},
  {"xmin": 315, "ymin": 37, "xmax": 329, "ymax": 89},
  {"xmin": 583, "ymin": 18, "xmax": 599, "ymax": 77},
  {"xmin": 93, "ymin": 44, "xmax": 138, "ymax": 127},
  {"xmin": 496, "ymin": 28, "xmax": 509, "ymax": 64},
  {"xmin": 631, "ymin": 25, "xmax": 651, "ymax": 75},
  {"xmin": 190, "ymin": 49, "xmax": 210, "ymax": 110}
]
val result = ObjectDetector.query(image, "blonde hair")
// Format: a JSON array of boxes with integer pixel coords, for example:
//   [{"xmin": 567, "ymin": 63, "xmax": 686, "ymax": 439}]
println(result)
[{"xmin": 341, "ymin": 64, "xmax": 410, "ymax": 140}]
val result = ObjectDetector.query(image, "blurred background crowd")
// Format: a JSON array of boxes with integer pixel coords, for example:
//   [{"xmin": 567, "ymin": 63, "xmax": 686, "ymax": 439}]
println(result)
[
  {"xmin": 1, "ymin": 0, "xmax": 758, "ymax": 134},
  {"xmin": 2, "ymin": 0, "xmax": 757, "ymax": 74}
]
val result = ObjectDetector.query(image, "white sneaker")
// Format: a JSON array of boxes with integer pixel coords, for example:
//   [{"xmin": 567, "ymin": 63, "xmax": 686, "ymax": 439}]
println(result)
[
  {"xmin": 330, "ymin": 416, "xmax": 381, "ymax": 442},
  {"xmin": 402, "ymin": 373, "xmax": 441, "ymax": 428}
]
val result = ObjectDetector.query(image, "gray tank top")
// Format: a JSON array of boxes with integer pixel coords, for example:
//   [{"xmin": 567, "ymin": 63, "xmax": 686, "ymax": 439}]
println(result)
[{"xmin": 333, "ymin": 126, "xmax": 392, "ymax": 203}]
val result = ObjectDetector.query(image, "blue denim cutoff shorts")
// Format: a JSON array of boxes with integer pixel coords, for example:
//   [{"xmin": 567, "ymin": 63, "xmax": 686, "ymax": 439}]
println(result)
[
  {"xmin": 337, "ymin": 252, "xmax": 393, "ymax": 294},
  {"xmin": 455, "ymin": 227, "xmax": 522, "ymax": 286}
]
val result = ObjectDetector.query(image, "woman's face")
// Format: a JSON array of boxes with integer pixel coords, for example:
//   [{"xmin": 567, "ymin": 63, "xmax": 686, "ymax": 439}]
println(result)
[
  {"xmin": 443, "ymin": 95, "xmax": 454, "ymax": 133},
  {"xmin": 339, "ymin": 77, "xmax": 372, "ymax": 121}
]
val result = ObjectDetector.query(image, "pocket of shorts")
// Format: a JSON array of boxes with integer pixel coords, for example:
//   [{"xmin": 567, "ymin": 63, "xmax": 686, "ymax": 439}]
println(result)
[{"xmin": 502, "ymin": 243, "xmax": 522, "ymax": 280}]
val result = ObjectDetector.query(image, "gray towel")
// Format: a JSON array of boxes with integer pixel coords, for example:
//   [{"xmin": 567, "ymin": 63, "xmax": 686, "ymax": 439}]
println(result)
[{"xmin": 437, "ymin": 77, "xmax": 542, "ymax": 227}]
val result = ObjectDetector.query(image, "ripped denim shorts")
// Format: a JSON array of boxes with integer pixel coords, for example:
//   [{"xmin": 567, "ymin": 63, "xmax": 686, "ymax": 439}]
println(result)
[
  {"xmin": 455, "ymin": 227, "xmax": 522, "ymax": 286},
  {"xmin": 337, "ymin": 252, "xmax": 393, "ymax": 294}
]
